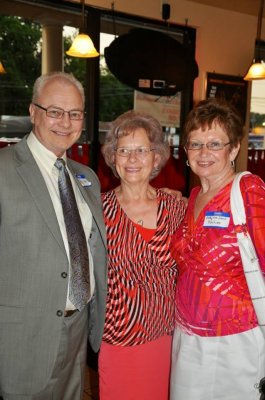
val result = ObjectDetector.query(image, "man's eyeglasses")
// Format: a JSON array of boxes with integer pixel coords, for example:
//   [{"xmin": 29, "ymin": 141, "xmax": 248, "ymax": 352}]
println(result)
[
  {"xmin": 185, "ymin": 141, "xmax": 231, "ymax": 151},
  {"xmin": 115, "ymin": 147, "xmax": 154, "ymax": 158},
  {"xmin": 33, "ymin": 103, "xmax": 85, "ymax": 121}
]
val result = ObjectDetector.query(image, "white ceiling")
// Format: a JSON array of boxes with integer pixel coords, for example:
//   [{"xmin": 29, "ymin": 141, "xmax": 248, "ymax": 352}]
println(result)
[{"xmin": 2, "ymin": 1, "xmax": 264, "ymax": 26}]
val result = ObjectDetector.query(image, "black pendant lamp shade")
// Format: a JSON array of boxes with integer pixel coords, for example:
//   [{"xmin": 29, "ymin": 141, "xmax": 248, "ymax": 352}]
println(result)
[{"xmin": 104, "ymin": 28, "xmax": 199, "ymax": 96}]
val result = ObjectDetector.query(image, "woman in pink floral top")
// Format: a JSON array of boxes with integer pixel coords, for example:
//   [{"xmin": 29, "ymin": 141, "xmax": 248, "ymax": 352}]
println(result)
[{"xmin": 170, "ymin": 98, "xmax": 265, "ymax": 400}]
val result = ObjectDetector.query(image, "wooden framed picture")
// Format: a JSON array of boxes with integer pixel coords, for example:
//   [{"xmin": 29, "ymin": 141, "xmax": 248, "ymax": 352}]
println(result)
[{"xmin": 206, "ymin": 72, "xmax": 248, "ymax": 123}]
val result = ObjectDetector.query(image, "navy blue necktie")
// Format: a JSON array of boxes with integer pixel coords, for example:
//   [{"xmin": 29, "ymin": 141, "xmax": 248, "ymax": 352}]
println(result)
[{"xmin": 55, "ymin": 158, "xmax": 90, "ymax": 310}]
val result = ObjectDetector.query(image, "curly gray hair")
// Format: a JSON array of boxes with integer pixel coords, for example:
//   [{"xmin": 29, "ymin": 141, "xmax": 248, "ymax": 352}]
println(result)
[{"xmin": 102, "ymin": 110, "xmax": 170, "ymax": 180}]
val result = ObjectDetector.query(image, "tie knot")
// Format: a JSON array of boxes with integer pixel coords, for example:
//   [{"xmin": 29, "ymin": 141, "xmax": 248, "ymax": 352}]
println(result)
[{"xmin": 55, "ymin": 158, "xmax": 65, "ymax": 170}]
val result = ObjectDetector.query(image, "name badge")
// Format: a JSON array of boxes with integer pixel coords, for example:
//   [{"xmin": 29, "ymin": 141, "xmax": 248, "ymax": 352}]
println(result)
[
  {"xmin": 203, "ymin": 211, "xmax": 230, "ymax": 228},
  {"xmin": 76, "ymin": 174, "xmax": 92, "ymax": 188}
]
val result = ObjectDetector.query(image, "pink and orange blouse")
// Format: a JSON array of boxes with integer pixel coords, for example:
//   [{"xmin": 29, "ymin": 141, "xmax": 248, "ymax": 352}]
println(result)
[
  {"xmin": 102, "ymin": 189, "xmax": 186, "ymax": 346},
  {"xmin": 170, "ymin": 174, "xmax": 265, "ymax": 337}
]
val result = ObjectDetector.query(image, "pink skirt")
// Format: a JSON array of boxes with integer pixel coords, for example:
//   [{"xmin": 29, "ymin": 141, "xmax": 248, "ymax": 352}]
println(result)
[{"xmin": 99, "ymin": 335, "xmax": 172, "ymax": 400}]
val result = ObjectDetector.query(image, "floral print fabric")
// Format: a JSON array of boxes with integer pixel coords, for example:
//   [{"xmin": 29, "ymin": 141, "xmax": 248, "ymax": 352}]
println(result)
[{"xmin": 170, "ymin": 174, "xmax": 265, "ymax": 336}]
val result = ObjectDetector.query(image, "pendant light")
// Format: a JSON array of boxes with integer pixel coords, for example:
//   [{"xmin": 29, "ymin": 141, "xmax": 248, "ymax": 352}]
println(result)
[
  {"xmin": 0, "ymin": 61, "xmax": 6, "ymax": 74},
  {"xmin": 66, "ymin": 0, "xmax": 99, "ymax": 58},
  {"xmin": 244, "ymin": 0, "xmax": 265, "ymax": 80}
]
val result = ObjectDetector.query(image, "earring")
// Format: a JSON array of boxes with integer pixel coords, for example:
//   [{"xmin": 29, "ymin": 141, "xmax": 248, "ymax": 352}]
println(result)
[
  {"xmin": 231, "ymin": 160, "xmax": 235, "ymax": 168},
  {"xmin": 186, "ymin": 160, "xmax": 190, "ymax": 167}
]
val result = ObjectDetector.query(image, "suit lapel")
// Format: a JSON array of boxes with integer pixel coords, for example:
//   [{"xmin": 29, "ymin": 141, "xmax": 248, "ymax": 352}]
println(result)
[
  {"xmin": 14, "ymin": 138, "xmax": 66, "ymax": 252},
  {"xmin": 68, "ymin": 161, "xmax": 107, "ymax": 248},
  {"xmin": 14, "ymin": 137, "xmax": 106, "ymax": 250}
]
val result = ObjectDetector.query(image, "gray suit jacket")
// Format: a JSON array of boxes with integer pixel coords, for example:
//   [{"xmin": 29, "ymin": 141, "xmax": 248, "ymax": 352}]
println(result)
[{"xmin": 0, "ymin": 136, "xmax": 107, "ymax": 396}]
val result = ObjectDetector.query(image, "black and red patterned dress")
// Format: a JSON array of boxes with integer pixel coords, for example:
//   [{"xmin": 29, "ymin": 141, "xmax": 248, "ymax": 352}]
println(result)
[{"xmin": 99, "ymin": 188, "xmax": 186, "ymax": 400}]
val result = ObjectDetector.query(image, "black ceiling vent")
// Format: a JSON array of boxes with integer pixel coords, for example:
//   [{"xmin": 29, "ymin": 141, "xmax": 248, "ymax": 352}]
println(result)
[{"xmin": 104, "ymin": 28, "xmax": 199, "ymax": 96}]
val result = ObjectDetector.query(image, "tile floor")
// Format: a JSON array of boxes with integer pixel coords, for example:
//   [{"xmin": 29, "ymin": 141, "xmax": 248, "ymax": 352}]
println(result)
[{"xmin": 83, "ymin": 365, "xmax": 99, "ymax": 400}]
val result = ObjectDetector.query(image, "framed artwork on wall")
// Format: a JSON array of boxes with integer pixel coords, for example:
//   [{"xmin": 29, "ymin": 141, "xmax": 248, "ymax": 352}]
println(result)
[{"xmin": 206, "ymin": 72, "xmax": 248, "ymax": 124}]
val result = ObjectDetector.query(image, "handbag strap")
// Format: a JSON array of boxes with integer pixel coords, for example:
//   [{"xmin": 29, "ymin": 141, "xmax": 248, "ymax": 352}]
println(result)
[
  {"xmin": 231, "ymin": 172, "xmax": 265, "ymax": 397},
  {"xmin": 231, "ymin": 171, "xmax": 265, "ymax": 326},
  {"xmin": 230, "ymin": 171, "xmax": 252, "ymax": 225}
]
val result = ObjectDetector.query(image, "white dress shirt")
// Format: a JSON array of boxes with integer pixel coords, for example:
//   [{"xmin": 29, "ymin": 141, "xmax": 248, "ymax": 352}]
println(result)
[{"xmin": 27, "ymin": 132, "xmax": 95, "ymax": 310}]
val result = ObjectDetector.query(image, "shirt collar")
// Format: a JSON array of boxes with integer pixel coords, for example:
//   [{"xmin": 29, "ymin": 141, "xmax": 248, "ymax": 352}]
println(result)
[{"xmin": 27, "ymin": 131, "xmax": 67, "ymax": 173}]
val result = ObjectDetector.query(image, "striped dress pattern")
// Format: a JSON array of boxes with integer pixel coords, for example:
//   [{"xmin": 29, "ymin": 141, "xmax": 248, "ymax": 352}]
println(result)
[{"xmin": 102, "ymin": 189, "xmax": 186, "ymax": 346}]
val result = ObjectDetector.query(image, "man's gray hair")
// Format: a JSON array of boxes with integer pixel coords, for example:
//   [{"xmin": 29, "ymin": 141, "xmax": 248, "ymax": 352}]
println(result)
[{"xmin": 31, "ymin": 71, "xmax": 85, "ymax": 104}]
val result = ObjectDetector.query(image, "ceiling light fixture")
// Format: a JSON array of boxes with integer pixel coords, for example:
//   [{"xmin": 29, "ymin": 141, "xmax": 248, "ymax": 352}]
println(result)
[
  {"xmin": 0, "ymin": 61, "xmax": 6, "ymax": 74},
  {"xmin": 66, "ymin": 0, "xmax": 99, "ymax": 58},
  {"xmin": 244, "ymin": 0, "xmax": 265, "ymax": 80}
]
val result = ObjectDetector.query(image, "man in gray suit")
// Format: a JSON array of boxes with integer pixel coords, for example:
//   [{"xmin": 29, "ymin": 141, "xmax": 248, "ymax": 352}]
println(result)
[{"xmin": 0, "ymin": 72, "xmax": 107, "ymax": 399}]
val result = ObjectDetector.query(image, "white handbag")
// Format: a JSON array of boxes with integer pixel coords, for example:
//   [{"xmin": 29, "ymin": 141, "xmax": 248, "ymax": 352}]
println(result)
[{"xmin": 230, "ymin": 171, "xmax": 265, "ymax": 329}]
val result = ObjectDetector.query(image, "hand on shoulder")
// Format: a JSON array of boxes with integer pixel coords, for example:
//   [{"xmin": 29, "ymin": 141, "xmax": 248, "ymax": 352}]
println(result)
[{"xmin": 161, "ymin": 187, "xmax": 188, "ymax": 205}]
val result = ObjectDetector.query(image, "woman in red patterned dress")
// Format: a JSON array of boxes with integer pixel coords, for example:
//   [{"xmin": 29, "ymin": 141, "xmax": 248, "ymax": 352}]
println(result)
[
  {"xmin": 98, "ymin": 110, "xmax": 186, "ymax": 400},
  {"xmin": 170, "ymin": 98, "xmax": 265, "ymax": 400}
]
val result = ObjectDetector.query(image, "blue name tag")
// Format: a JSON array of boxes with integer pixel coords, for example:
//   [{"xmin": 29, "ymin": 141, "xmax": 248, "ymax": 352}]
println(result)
[
  {"xmin": 76, "ymin": 174, "xmax": 92, "ymax": 187},
  {"xmin": 203, "ymin": 211, "xmax": 230, "ymax": 228}
]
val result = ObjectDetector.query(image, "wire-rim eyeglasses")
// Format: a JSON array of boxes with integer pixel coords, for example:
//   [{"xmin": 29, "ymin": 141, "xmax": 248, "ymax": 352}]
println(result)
[
  {"xmin": 185, "ymin": 141, "xmax": 231, "ymax": 151},
  {"xmin": 33, "ymin": 103, "xmax": 85, "ymax": 121}
]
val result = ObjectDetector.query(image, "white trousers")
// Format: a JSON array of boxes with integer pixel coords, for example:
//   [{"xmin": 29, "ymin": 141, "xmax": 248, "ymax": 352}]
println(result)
[{"xmin": 170, "ymin": 326, "xmax": 265, "ymax": 400}]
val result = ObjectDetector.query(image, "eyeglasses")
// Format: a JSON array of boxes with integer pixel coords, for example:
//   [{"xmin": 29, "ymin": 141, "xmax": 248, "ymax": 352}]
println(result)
[
  {"xmin": 115, "ymin": 147, "xmax": 154, "ymax": 158},
  {"xmin": 33, "ymin": 103, "xmax": 85, "ymax": 120},
  {"xmin": 185, "ymin": 141, "xmax": 231, "ymax": 151}
]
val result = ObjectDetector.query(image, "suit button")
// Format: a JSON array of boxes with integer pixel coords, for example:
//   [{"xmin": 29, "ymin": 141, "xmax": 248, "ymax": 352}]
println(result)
[
  {"xmin": 56, "ymin": 310, "xmax": 63, "ymax": 317},
  {"xmin": 61, "ymin": 272, "xmax": 68, "ymax": 278}
]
